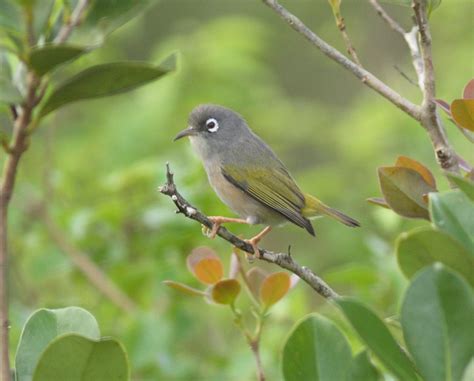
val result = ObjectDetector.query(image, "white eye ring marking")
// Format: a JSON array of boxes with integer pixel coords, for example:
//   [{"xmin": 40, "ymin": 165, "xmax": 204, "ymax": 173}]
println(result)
[{"xmin": 206, "ymin": 118, "xmax": 219, "ymax": 133}]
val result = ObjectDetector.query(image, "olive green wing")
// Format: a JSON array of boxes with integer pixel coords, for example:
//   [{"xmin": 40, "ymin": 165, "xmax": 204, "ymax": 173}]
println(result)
[{"xmin": 221, "ymin": 164, "xmax": 315, "ymax": 235}]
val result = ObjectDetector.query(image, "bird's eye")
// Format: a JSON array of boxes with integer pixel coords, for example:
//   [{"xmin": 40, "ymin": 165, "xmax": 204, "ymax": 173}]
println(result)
[{"xmin": 205, "ymin": 118, "xmax": 219, "ymax": 133}]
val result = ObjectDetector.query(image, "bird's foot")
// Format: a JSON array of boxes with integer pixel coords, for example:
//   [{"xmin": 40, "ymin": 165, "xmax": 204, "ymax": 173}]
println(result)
[
  {"xmin": 244, "ymin": 226, "xmax": 272, "ymax": 259},
  {"xmin": 204, "ymin": 216, "xmax": 249, "ymax": 239}
]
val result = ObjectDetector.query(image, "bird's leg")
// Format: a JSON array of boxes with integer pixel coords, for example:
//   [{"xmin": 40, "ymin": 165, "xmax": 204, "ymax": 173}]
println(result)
[
  {"xmin": 207, "ymin": 216, "xmax": 249, "ymax": 239},
  {"xmin": 245, "ymin": 226, "xmax": 272, "ymax": 259}
]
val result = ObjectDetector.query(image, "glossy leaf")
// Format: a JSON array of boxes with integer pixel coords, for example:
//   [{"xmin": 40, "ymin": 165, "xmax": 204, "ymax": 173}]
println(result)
[
  {"xmin": 451, "ymin": 99, "xmax": 474, "ymax": 131},
  {"xmin": 463, "ymin": 78, "xmax": 474, "ymax": 99},
  {"xmin": 396, "ymin": 227, "xmax": 474, "ymax": 286},
  {"xmin": 193, "ymin": 258, "xmax": 223, "ymax": 285},
  {"xmin": 211, "ymin": 279, "xmax": 241, "ymax": 305},
  {"xmin": 15, "ymin": 307, "xmax": 100, "ymax": 381},
  {"xmin": 162, "ymin": 280, "xmax": 205, "ymax": 297},
  {"xmin": 32, "ymin": 334, "xmax": 129, "ymax": 381},
  {"xmin": 395, "ymin": 155, "xmax": 436, "ymax": 189},
  {"xmin": 429, "ymin": 190, "xmax": 474, "ymax": 253},
  {"xmin": 39, "ymin": 52, "xmax": 177, "ymax": 116},
  {"xmin": 336, "ymin": 297, "xmax": 418, "ymax": 381},
  {"xmin": 446, "ymin": 172, "xmax": 474, "ymax": 201},
  {"xmin": 260, "ymin": 272, "xmax": 291, "ymax": 309},
  {"xmin": 378, "ymin": 166, "xmax": 435, "ymax": 220},
  {"xmin": 350, "ymin": 350, "xmax": 381, "ymax": 381},
  {"xmin": 29, "ymin": 44, "xmax": 90, "ymax": 76},
  {"xmin": 401, "ymin": 265, "xmax": 474, "ymax": 381},
  {"xmin": 282, "ymin": 314, "xmax": 352, "ymax": 381}
]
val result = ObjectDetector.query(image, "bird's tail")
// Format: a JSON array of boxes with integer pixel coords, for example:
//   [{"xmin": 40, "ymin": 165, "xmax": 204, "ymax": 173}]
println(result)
[{"xmin": 302, "ymin": 193, "xmax": 360, "ymax": 227}]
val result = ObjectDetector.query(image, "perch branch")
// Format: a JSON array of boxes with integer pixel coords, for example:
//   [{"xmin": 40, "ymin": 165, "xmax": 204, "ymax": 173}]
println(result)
[{"xmin": 159, "ymin": 164, "xmax": 338, "ymax": 300}]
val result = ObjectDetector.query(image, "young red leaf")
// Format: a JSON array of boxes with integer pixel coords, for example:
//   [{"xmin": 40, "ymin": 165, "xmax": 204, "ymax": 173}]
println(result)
[
  {"xmin": 193, "ymin": 258, "xmax": 223, "ymax": 285},
  {"xmin": 451, "ymin": 99, "xmax": 474, "ymax": 132},
  {"xmin": 260, "ymin": 272, "xmax": 291, "ymax": 309},
  {"xmin": 211, "ymin": 279, "xmax": 241, "ymax": 305},
  {"xmin": 163, "ymin": 280, "xmax": 206, "ymax": 297},
  {"xmin": 246, "ymin": 267, "xmax": 268, "ymax": 301},
  {"xmin": 463, "ymin": 78, "xmax": 474, "ymax": 99},
  {"xmin": 395, "ymin": 155, "xmax": 437, "ymax": 189}
]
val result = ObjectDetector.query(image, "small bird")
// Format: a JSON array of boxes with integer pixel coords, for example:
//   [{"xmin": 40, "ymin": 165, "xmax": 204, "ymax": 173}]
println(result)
[{"xmin": 174, "ymin": 104, "xmax": 360, "ymax": 255}]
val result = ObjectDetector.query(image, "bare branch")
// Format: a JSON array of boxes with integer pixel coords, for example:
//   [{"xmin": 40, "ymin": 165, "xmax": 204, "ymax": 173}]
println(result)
[
  {"xmin": 159, "ymin": 164, "xmax": 339, "ymax": 300},
  {"xmin": 369, "ymin": 0, "xmax": 406, "ymax": 36},
  {"xmin": 261, "ymin": 0, "xmax": 421, "ymax": 121},
  {"xmin": 54, "ymin": 0, "xmax": 90, "ymax": 43},
  {"xmin": 403, "ymin": 26, "xmax": 425, "ymax": 90}
]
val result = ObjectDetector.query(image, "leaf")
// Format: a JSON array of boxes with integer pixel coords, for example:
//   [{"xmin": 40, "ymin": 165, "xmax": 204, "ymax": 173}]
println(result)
[
  {"xmin": 401, "ymin": 264, "xmax": 474, "ymax": 381},
  {"xmin": 366, "ymin": 197, "xmax": 390, "ymax": 209},
  {"xmin": 0, "ymin": 77, "xmax": 22, "ymax": 104},
  {"xmin": 260, "ymin": 272, "xmax": 291, "ymax": 309},
  {"xmin": 336, "ymin": 297, "xmax": 418, "ymax": 381},
  {"xmin": 282, "ymin": 314, "xmax": 352, "ymax": 381},
  {"xmin": 29, "ymin": 44, "xmax": 90, "ymax": 76},
  {"xmin": 435, "ymin": 99, "xmax": 451, "ymax": 115},
  {"xmin": 162, "ymin": 280, "xmax": 205, "ymax": 297},
  {"xmin": 451, "ymin": 99, "xmax": 474, "ymax": 132},
  {"xmin": 193, "ymin": 258, "xmax": 223, "ymax": 285},
  {"xmin": 350, "ymin": 350, "xmax": 381, "ymax": 381},
  {"xmin": 378, "ymin": 166, "xmax": 435, "ymax": 220},
  {"xmin": 395, "ymin": 155, "xmax": 437, "ymax": 189},
  {"xmin": 211, "ymin": 279, "xmax": 241, "ymax": 305},
  {"xmin": 15, "ymin": 307, "xmax": 100, "ymax": 381},
  {"xmin": 246, "ymin": 267, "xmax": 267, "ymax": 301},
  {"xmin": 463, "ymin": 78, "xmax": 474, "ymax": 99},
  {"xmin": 32, "ymin": 334, "xmax": 129, "ymax": 381},
  {"xmin": 429, "ymin": 190, "xmax": 474, "ymax": 254},
  {"xmin": 446, "ymin": 172, "xmax": 474, "ymax": 201},
  {"xmin": 39, "ymin": 52, "xmax": 177, "ymax": 116},
  {"xmin": 396, "ymin": 227, "xmax": 474, "ymax": 286}
]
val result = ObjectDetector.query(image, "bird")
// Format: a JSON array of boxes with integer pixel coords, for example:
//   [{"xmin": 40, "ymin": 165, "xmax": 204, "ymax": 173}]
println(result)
[{"xmin": 174, "ymin": 104, "xmax": 360, "ymax": 256}]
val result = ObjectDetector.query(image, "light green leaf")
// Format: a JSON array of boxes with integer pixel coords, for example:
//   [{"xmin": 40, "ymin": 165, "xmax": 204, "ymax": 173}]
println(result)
[
  {"xmin": 40, "ymin": 52, "xmax": 177, "ymax": 116},
  {"xmin": 282, "ymin": 314, "xmax": 352, "ymax": 381},
  {"xmin": 29, "ymin": 44, "xmax": 90, "ymax": 76},
  {"xmin": 396, "ymin": 227, "xmax": 474, "ymax": 286},
  {"xmin": 32, "ymin": 334, "xmax": 129, "ymax": 381},
  {"xmin": 350, "ymin": 350, "xmax": 381, "ymax": 381},
  {"xmin": 446, "ymin": 172, "xmax": 474, "ymax": 201},
  {"xmin": 15, "ymin": 307, "xmax": 100, "ymax": 381},
  {"xmin": 401, "ymin": 264, "xmax": 474, "ymax": 381},
  {"xmin": 0, "ymin": 77, "xmax": 22, "ymax": 104},
  {"xmin": 336, "ymin": 297, "xmax": 418, "ymax": 381},
  {"xmin": 429, "ymin": 190, "xmax": 474, "ymax": 254}
]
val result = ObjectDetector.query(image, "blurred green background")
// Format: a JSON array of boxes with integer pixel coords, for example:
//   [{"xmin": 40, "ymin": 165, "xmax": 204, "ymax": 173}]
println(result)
[{"xmin": 7, "ymin": 0, "xmax": 473, "ymax": 380}]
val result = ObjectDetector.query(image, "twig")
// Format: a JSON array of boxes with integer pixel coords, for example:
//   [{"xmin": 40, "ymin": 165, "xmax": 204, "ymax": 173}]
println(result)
[
  {"xmin": 54, "ymin": 0, "xmax": 89, "ymax": 43},
  {"xmin": 159, "ymin": 164, "xmax": 339, "ymax": 300},
  {"xmin": 369, "ymin": 0, "xmax": 406, "ymax": 35},
  {"xmin": 261, "ymin": 0, "xmax": 420, "ymax": 121}
]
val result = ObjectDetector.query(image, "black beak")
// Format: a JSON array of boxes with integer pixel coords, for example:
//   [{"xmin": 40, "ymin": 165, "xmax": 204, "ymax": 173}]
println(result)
[{"xmin": 173, "ymin": 127, "xmax": 197, "ymax": 141}]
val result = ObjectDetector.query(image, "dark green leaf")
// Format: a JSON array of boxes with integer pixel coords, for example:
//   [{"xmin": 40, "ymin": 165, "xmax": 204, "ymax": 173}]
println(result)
[
  {"xmin": 282, "ymin": 314, "xmax": 352, "ymax": 381},
  {"xmin": 350, "ymin": 350, "xmax": 381, "ymax": 381},
  {"xmin": 396, "ymin": 227, "xmax": 474, "ymax": 286},
  {"xmin": 29, "ymin": 44, "xmax": 90, "ymax": 76},
  {"xmin": 32, "ymin": 334, "xmax": 129, "ymax": 381},
  {"xmin": 15, "ymin": 307, "xmax": 100, "ymax": 381},
  {"xmin": 429, "ymin": 190, "xmax": 474, "ymax": 253},
  {"xmin": 401, "ymin": 264, "xmax": 474, "ymax": 381},
  {"xmin": 336, "ymin": 297, "xmax": 418, "ymax": 381},
  {"xmin": 40, "ymin": 52, "xmax": 177, "ymax": 116}
]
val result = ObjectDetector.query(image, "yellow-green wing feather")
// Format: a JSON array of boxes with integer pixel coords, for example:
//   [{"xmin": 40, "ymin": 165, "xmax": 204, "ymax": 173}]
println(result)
[{"xmin": 221, "ymin": 164, "xmax": 315, "ymax": 235}]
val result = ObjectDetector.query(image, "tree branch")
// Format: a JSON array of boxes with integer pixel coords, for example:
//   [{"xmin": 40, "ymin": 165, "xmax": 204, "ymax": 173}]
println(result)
[
  {"xmin": 261, "ymin": 0, "xmax": 421, "ymax": 121},
  {"xmin": 159, "ymin": 164, "xmax": 339, "ymax": 300},
  {"xmin": 54, "ymin": 0, "xmax": 90, "ymax": 43},
  {"xmin": 369, "ymin": 0, "xmax": 406, "ymax": 36}
]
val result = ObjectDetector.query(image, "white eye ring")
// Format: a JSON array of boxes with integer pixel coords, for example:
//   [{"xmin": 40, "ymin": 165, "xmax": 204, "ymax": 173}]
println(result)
[{"xmin": 206, "ymin": 118, "xmax": 219, "ymax": 133}]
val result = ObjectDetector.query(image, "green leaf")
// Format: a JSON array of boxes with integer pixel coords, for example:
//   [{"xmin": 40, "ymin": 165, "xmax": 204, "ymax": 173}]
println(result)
[
  {"xmin": 39, "ymin": 52, "xmax": 177, "ymax": 116},
  {"xmin": 32, "ymin": 334, "xmax": 129, "ymax": 381},
  {"xmin": 396, "ymin": 227, "xmax": 474, "ymax": 286},
  {"xmin": 429, "ymin": 190, "xmax": 474, "ymax": 253},
  {"xmin": 211, "ymin": 279, "xmax": 241, "ymax": 305},
  {"xmin": 378, "ymin": 166, "xmax": 435, "ymax": 220},
  {"xmin": 336, "ymin": 297, "xmax": 418, "ymax": 381},
  {"xmin": 401, "ymin": 264, "xmax": 474, "ymax": 381},
  {"xmin": 350, "ymin": 350, "xmax": 381, "ymax": 381},
  {"xmin": 446, "ymin": 172, "xmax": 474, "ymax": 201},
  {"xmin": 282, "ymin": 314, "xmax": 352, "ymax": 381},
  {"xmin": 15, "ymin": 307, "xmax": 100, "ymax": 381},
  {"xmin": 29, "ymin": 44, "xmax": 90, "ymax": 76},
  {"xmin": 0, "ymin": 77, "xmax": 22, "ymax": 104}
]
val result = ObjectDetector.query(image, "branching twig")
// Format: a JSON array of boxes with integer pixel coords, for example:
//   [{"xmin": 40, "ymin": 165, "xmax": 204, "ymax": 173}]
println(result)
[
  {"xmin": 159, "ymin": 164, "xmax": 339, "ymax": 300},
  {"xmin": 369, "ymin": 0, "xmax": 406, "ymax": 35}
]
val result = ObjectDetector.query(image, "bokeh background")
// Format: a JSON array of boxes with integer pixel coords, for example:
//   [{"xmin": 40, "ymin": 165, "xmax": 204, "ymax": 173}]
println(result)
[{"xmin": 7, "ymin": 1, "xmax": 473, "ymax": 380}]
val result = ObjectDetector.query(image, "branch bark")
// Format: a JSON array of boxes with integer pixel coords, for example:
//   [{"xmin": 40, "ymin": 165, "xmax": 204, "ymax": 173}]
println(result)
[{"xmin": 159, "ymin": 164, "xmax": 339, "ymax": 300}]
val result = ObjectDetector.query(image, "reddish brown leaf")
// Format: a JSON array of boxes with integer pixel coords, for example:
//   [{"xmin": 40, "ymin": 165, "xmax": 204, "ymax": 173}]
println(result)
[
  {"xmin": 163, "ymin": 280, "xmax": 205, "ymax": 297},
  {"xmin": 463, "ymin": 79, "xmax": 474, "ymax": 99},
  {"xmin": 260, "ymin": 272, "xmax": 291, "ymax": 309},
  {"xmin": 186, "ymin": 246, "xmax": 219, "ymax": 272},
  {"xmin": 451, "ymin": 99, "xmax": 474, "ymax": 132},
  {"xmin": 395, "ymin": 156, "xmax": 437, "ymax": 189},
  {"xmin": 193, "ymin": 258, "xmax": 223, "ymax": 285},
  {"xmin": 366, "ymin": 197, "xmax": 391, "ymax": 209},
  {"xmin": 246, "ymin": 267, "xmax": 268, "ymax": 301},
  {"xmin": 435, "ymin": 99, "xmax": 451, "ymax": 115},
  {"xmin": 211, "ymin": 279, "xmax": 241, "ymax": 305}
]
